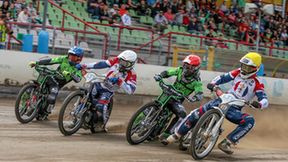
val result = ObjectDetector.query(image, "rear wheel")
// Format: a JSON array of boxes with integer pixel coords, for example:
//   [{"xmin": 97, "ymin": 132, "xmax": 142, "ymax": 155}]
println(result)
[
  {"xmin": 126, "ymin": 101, "xmax": 160, "ymax": 145},
  {"xmin": 15, "ymin": 83, "xmax": 39, "ymax": 123},
  {"xmin": 58, "ymin": 90, "xmax": 85, "ymax": 136},
  {"xmin": 189, "ymin": 109, "xmax": 222, "ymax": 160}
]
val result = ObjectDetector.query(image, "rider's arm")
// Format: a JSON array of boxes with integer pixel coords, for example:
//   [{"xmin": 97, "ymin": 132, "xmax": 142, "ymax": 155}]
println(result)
[
  {"xmin": 118, "ymin": 71, "xmax": 137, "ymax": 95},
  {"xmin": 211, "ymin": 69, "xmax": 240, "ymax": 85},
  {"xmin": 189, "ymin": 81, "xmax": 203, "ymax": 101},
  {"xmin": 254, "ymin": 79, "xmax": 269, "ymax": 109},
  {"xmin": 36, "ymin": 56, "xmax": 65, "ymax": 65},
  {"xmin": 159, "ymin": 67, "xmax": 180, "ymax": 78},
  {"xmin": 85, "ymin": 61, "xmax": 110, "ymax": 69},
  {"xmin": 84, "ymin": 57, "xmax": 118, "ymax": 69}
]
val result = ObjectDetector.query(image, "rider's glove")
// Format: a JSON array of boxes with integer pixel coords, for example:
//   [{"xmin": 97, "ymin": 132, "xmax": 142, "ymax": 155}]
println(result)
[
  {"xmin": 75, "ymin": 64, "xmax": 87, "ymax": 70},
  {"xmin": 251, "ymin": 101, "xmax": 262, "ymax": 109},
  {"xmin": 28, "ymin": 61, "xmax": 36, "ymax": 68},
  {"xmin": 207, "ymin": 83, "xmax": 216, "ymax": 91},
  {"xmin": 154, "ymin": 74, "xmax": 162, "ymax": 82},
  {"xmin": 62, "ymin": 70, "xmax": 70, "ymax": 77},
  {"xmin": 108, "ymin": 77, "xmax": 119, "ymax": 84}
]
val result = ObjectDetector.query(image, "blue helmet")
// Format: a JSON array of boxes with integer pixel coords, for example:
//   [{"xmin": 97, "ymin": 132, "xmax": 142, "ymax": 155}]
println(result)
[{"xmin": 68, "ymin": 46, "xmax": 84, "ymax": 57}]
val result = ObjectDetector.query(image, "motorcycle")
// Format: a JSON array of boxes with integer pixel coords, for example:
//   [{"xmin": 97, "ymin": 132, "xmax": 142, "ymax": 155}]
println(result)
[
  {"xmin": 58, "ymin": 72, "xmax": 113, "ymax": 136},
  {"xmin": 15, "ymin": 64, "xmax": 64, "ymax": 123},
  {"xmin": 126, "ymin": 78, "xmax": 194, "ymax": 145},
  {"xmin": 179, "ymin": 87, "xmax": 256, "ymax": 160}
]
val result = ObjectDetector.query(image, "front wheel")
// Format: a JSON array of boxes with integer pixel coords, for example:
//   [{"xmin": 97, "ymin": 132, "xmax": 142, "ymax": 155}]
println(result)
[
  {"xmin": 189, "ymin": 109, "xmax": 222, "ymax": 160},
  {"xmin": 15, "ymin": 83, "xmax": 39, "ymax": 123},
  {"xmin": 126, "ymin": 101, "xmax": 160, "ymax": 145},
  {"xmin": 58, "ymin": 90, "xmax": 86, "ymax": 136}
]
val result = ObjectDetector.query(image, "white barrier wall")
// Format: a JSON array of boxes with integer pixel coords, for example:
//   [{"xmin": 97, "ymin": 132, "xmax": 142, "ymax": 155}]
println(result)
[{"xmin": 1, "ymin": 50, "xmax": 287, "ymax": 105}]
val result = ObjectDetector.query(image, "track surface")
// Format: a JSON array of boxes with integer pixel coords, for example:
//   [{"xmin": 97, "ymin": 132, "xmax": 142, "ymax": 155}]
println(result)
[{"xmin": 0, "ymin": 98, "xmax": 288, "ymax": 162}]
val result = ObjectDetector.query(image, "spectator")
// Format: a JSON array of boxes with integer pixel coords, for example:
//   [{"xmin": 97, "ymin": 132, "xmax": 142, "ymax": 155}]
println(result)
[
  {"xmin": 164, "ymin": 8, "xmax": 174, "ymax": 24},
  {"xmin": 170, "ymin": 0, "xmax": 179, "ymax": 14},
  {"xmin": 185, "ymin": 0, "xmax": 194, "ymax": 12},
  {"xmin": 159, "ymin": 0, "xmax": 170, "ymax": 13},
  {"xmin": 187, "ymin": 17, "xmax": 198, "ymax": 33},
  {"xmin": 118, "ymin": 4, "xmax": 127, "ymax": 16},
  {"xmin": 219, "ymin": 0, "xmax": 228, "ymax": 15},
  {"xmin": 27, "ymin": 2, "xmax": 40, "ymax": 23},
  {"xmin": 17, "ymin": 7, "xmax": 30, "ymax": 23},
  {"xmin": 14, "ymin": 0, "xmax": 24, "ymax": 13},
  {"xmin": 154, "ymin": 11, "xmax": 168, "ymax": 34},
  {"xmin": 99, "ymin": 4, "xmax": 111, "ymax": 23},
  {"xmin": 137, "ymin": 0, "xmax": 149, "ymax": 16},
  {"xmin": 109, "ymin": 4, "xmax": 119, "ymax": 17},
  {"xmin": 238, "ymin": 20, "xmax": 249, "ymax": 41},
  {"xmin": 147, "ymin": 0, "xmax": 157, "ymax": 7},
  {"xmin": 1, "ymin": 0, "xmax": 10, "ymax": 17},
  {"xmin": 87, "ymin": 0, "xmax": 100, "ymax": 18},
  {"xmin": 7, "ymin": 2, "xmax": 17, "ymax": 21},
  {"xmin": 0, "ymin": 15, "xmax": 13, "ymax": 49},
  {"xmin": 126, "ymin": 0, "xmax": 137, "ymax": 9},
  {"xmin": 173, "ymin": 9, "xmax": 185, "ymax": 26}
]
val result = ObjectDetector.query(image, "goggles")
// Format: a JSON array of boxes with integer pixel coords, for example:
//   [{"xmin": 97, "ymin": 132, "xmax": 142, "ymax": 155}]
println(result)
[
  {"xmin": 241, "ymin": 63, "xmax": 257, "ymax": 74},
  {"xmin": 68, "ymin": 53, "xmax": 83, "ymax": 63},
  {"xmin": 119, "ymin": 58, "xmax": 134, "ymax": 68}
]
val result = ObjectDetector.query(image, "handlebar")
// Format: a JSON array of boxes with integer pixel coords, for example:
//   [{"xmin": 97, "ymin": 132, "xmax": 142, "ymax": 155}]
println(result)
[
  {"xmin": 34, "ymin": 65, "xmax": 64, "ymax": 79},
  {"xmin": 158, "ymin": 79, "xmax": 196, "ymax": 103},
  {"xmin": 212, "ymin": 86, "xmax": 257, "ymax": 109}
]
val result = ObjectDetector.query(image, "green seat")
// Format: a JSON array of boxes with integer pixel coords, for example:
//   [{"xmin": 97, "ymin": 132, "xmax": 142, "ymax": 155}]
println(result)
[
  {"xmin": 172, "ymin": 26, "xmax": 179, "ymax": 32},
  {"xmin": 179, "ymin": 26, "xmax": 186, "ymax": 32},
  {"xmin": 139, "ymin": 16, "xmax": 147, "ymax": 24},
  {"xmin": 122, "ymin": 28, "xmax": 131, "ymax": 36},
  {"xmin": 176, "ymin": 35, "xmax": 184, "ymax": 44},
  {"xmin": 227, "ymin": 42, "xmax": 236, "ymax": 50},
  {"xmin": 146, "ymin": 16, "xmax": 154, "ymax": 25}
]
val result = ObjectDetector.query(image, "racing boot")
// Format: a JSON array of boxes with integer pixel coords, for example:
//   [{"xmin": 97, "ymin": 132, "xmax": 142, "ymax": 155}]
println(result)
[
  {"xmin": 161, "ymin": 133, "xmax": 180, "ymax": 145},
  {"xmin": 218, "ymin": 138, "xmax": 234, "ymax": 154},
  {"xmin": 159, "ymin": 132, "xmax": 170, "ymax": 142}
]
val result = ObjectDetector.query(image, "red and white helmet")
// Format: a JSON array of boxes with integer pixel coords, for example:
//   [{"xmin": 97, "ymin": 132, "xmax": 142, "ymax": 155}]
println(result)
[
  {"xmin": 118, "ymin": 50, "xmax": 137, "ymax": 71},
  {"xmin": 182, "ymin": 54, "xmax": 201, "ymax": 78}
]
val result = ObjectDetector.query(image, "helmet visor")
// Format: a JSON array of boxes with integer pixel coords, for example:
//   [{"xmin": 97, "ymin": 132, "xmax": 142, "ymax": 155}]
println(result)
[
  {"xmin": 183, "ymin": 63, "xmax": 198, "ymax": 71},
  {"xmin": 241, "ymin": 63, "xmax": 257, "ymax": 75},
  {"xmin": 119, "ymin": 58, "xmax": 134, "ymax": 68}
]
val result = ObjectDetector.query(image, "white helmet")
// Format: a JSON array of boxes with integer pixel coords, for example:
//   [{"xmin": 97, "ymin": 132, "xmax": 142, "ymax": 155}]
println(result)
[{"xmin": 118, "ymin": 50, "xmax": 137, "ymax": 71}]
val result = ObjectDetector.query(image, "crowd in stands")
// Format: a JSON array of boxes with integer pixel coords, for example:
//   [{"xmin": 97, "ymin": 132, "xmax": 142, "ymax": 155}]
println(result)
[
  {"xmin": 1, "ymin": 0, "xmax": 287, "ymax": 48},
  {"xmin": 77, "ymin": 0, "xmax": 288, "ymax": 48},
  {"xmin": 0, "ymin": 0, "xmax": 41, "ymax": 24}
]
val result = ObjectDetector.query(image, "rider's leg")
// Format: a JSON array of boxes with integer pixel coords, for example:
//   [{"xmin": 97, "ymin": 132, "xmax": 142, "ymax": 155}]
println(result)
[
  {"xmin": 218, "ymin": 107, "xmax": 255, "ymax": 154},
  {"xmin": 159, "ymin": 101, "xmax": 186, "ymax": 141},
  {"xmin": 46, "ymin": 78, "xmax": 61, "ymax": 114},
  {"xmin": 95, "ymin": 91, "xmax": 113, "ymax": 131},
  {"xmin": 162, "ymin": 98, "xmax": 221, "ymax": 145}
]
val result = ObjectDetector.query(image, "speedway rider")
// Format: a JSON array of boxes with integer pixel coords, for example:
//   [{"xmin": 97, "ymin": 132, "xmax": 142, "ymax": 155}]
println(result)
[
  {"xmin": 154, "ymin": 54, "xmax": 204, "ymax": 141},
  {"xmin": 162, "ymin": 52, "xmax": 269, "ymax": 154},
  {"xmin": 28, "ymin": 46, "xmax": 85, "ymax": 118},
  {"xmin": 80, "ymin": 50, "xmax": 137, "ymax": 131}
]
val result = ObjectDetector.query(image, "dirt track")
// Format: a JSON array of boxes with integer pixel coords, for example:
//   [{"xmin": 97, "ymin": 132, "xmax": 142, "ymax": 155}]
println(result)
[{"xmin": 0, "ymin": 98, "xmax": 288, "ymax": 162}]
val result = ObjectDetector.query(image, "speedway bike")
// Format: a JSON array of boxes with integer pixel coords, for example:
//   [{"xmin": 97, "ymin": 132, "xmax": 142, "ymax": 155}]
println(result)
[
  {"xmin": 179, "ymin": 87, "xmax": 256, "ymax": 160},
  {"xmin": 58, "ymin": 72, "xmax": 113, "ymax": 136},
  {"xmin": 126, "ymin": 78, "xmax": 195, "ymax": 145},
  {"xmin": 15, "ymin": 64, "xmax": 64, "ymax": 123}
]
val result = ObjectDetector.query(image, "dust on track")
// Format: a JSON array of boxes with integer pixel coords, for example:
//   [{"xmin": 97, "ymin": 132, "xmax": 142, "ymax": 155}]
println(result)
[{"xmin": 0, "ymin": 98, "xmax": 288, "ymax": 162}]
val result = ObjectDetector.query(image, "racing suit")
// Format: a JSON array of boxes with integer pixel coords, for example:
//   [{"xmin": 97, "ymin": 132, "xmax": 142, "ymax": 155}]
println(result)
[
  {"xmin": 175, "ymin": 68, "xmax": 269, "ymax": 144},
  {"xmin": 157, "ymin": 67, "xmax": 203, "ymax": 134},
  {"xmin": 84, "ymin": 57, "xmax": 137, "ymax": 127}
]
